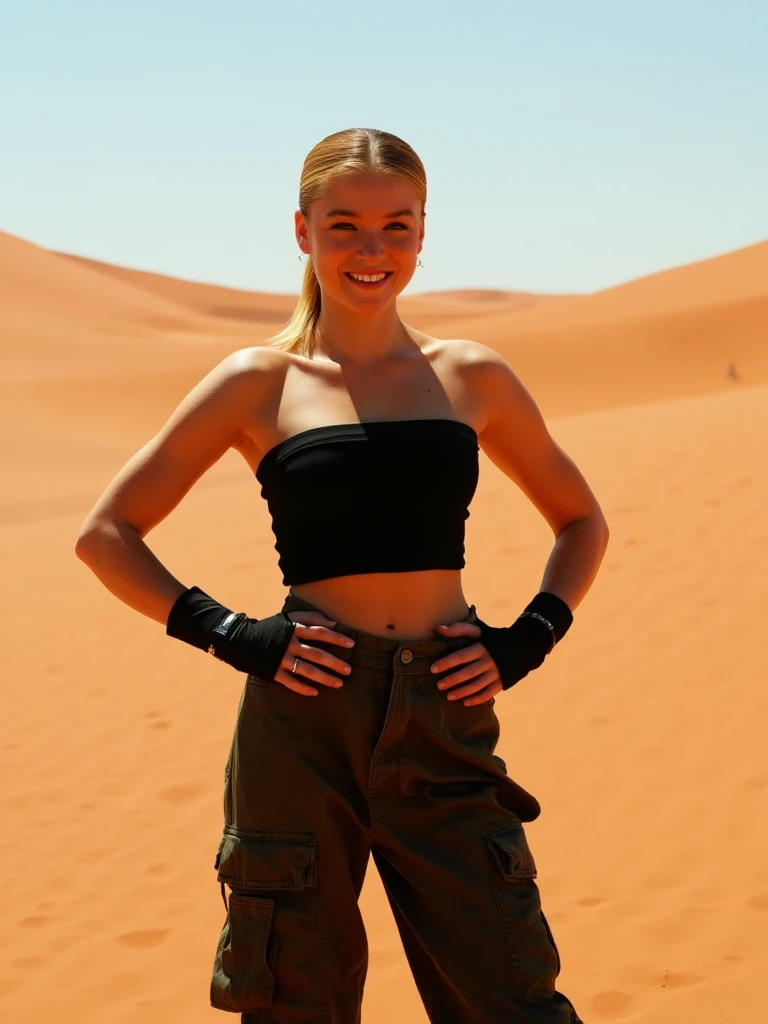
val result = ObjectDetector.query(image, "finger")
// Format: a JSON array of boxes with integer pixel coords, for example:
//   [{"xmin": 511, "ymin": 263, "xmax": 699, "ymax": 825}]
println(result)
[
  {"xmin": 291, "ymin": 641, "xmax": 354, "ymax": 679},
  {"xmin": 293, "ymin": 623, "xmax": 355, "ymax": 648},
  {"xmin": 435, "ymin": 659, "xmax": 491, "ymax": 691},
  {"xmin": 431, "ymin": 644, "xmax": 489, "ymax": 678},
  {"xmin": 442, "ymin": 670, "xmax": 500, "ymax": 701},
  {"xmin": 436, "ymin": 622, "xmax": 481, "ymax": 636},
  {"xmin": 273, "ymin": 670, "xmax": 319, "ymax": 696},
  {"xmin": 288, "ymin": 612, "xmax": 338, "ymax": 627},
  {"xmin": 287, "ymin": 654, "xmax": 347, "ymax": 689},
  {"xmin": 440, "ymin": 667, "xmax": 492, "ymax": 694},
  {"xmin": 460, "ymin": 681, "xmax": 503, "ymax": 706}
]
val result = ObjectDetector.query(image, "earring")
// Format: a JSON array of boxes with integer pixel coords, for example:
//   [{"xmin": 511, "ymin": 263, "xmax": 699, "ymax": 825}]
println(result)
[
  {"xmin": 298, "ymin": 253, "xmax": 306, "ymax": 262},
  {"xmin": 416, "ymin": 256, "xmax": 423, "ymax": 268}
]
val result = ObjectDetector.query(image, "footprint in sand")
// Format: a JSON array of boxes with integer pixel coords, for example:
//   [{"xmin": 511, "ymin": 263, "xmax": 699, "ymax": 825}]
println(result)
[
  {"xmin": 575, "ymin": 895, "xmax": 607, "ymax": 907},
  {"xmin": 589, "ymin": 715, "xmax": 614, "ymax": 728},
  {"xmin": 114, "ymin": 928, "xmax": 170, "ymax": 949},
  {"xmin": 144, "ymin": 862, "xmax": 173, "ymax": 877},
  {"xmin": 158, "ymin": 782, "xmax": 205, "ymax": 803},
  {"xmin": 657, "ymin": 970, "xmax": 704, "ymax": 989},
  {"xmin": 591, "ymin": 990, "xmax": 634, "ymax": 1018},
  {"xmin": 19, "ymin": 915, "xmax": 51, "ymax": 928},
  {"xmin": 10, "ymin": 956, "xmax": 45, "ymax": 970},
  {"xmin": 746, "ymin": 893, "xmax": 768, "ymax": 911},
  {"xmin": 2, "ymin": 795, "xmax": 31, "ymax": 809}
]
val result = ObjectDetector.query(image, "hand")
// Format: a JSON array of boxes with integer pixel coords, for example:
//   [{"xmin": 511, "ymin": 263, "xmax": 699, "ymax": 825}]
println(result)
[
  {"xmin": 274, "ymin": 611, "xmax": 356, "ymax": 696},
  {"xmin": 430, "ymin": 621, "xmax": 503, "ymax": 706}
]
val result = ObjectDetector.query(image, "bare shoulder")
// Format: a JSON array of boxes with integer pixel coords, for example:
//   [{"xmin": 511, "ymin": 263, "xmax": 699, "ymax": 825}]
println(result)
[
  {"xmin": 211, "ymin": 344, "xmax": 289, "ymax": 392},
  {"xmin": 439, "ymin": 336, "xmax": 511, "ymax": 373},
  {"xmin": 187, "ymin": 344, "xmax": 293, "ymax": 428},
  {"xmin": 417, "ymin": 333, "xmax": 507, "ymax": 370},
  {"xmin": 418, "ymin": 334, "xmax": 522, "ymax": 413}
]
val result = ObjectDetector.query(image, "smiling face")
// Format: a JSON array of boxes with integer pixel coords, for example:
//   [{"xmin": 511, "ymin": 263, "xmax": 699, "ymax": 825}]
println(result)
[{"xmin": 295, "ymin": 169, "xmax": 425, "ymax": 312}]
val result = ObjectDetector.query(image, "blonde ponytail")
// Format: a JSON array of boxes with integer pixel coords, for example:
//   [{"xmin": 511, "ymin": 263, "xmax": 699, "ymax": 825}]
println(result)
[{"xmin": 268, "ymin": 257, "xmax": 322, "ymax": 358}]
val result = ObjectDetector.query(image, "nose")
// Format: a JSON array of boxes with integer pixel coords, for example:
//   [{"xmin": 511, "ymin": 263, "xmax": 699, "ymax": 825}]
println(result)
[{"xmin": 356, "ymin": 232, "xmax": 385, "ymax": 259}]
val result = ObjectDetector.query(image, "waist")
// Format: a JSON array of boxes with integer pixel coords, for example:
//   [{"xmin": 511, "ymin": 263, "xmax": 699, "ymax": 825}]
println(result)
[
  {"xmin": 288, "ymin": 569, "xmax": 470, "ymax": 640},
  {"xmin": 281, "ymin": 588, "xmax": 478, "ymax": 672}
]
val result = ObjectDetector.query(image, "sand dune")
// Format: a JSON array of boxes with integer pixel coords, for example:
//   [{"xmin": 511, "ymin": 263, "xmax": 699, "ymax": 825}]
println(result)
[
  {"xmin": 59, "ymin": 249, "xmax": 566, "ymax": 330},
  {"xmin": 1, "ymin": 231, "xmax": 766, "ymax": 1022}
]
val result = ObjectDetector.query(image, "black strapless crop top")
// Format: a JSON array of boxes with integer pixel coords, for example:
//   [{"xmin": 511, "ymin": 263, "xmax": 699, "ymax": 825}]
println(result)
[{"xmin": 255, "ymin": 418, "xmax": 480, "ymax": 586}]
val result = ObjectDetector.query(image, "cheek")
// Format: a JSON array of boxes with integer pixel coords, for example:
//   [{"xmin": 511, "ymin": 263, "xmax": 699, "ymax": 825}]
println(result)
[
  {"xmin": 388, "ymin": 234, "xmax": 418, "ymax": 256},
  {"xmin": 319, "ymin": 234, "xmax": 355, "ymax": 258}
]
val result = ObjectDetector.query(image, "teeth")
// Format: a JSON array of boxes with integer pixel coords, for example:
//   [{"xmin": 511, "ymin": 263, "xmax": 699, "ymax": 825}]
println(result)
[{"xmin": 349, "ymin": 273, "xmax": 388, "ymax": 282}]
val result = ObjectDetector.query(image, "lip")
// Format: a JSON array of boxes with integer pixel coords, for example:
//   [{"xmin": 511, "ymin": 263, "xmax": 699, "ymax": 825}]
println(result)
[
  {"xmin": 344, "ymin": 271, "xmax": 394, "ymax": 286},
  {"xmin": 344, "ymin": 271, "xmax": 394, "ymax": 278}
]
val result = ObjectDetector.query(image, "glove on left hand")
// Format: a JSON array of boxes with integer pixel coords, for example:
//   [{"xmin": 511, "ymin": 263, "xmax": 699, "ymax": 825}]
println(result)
[{"xmin": 475, "ymin": 591, "xmax": 573, "ymax": 691}]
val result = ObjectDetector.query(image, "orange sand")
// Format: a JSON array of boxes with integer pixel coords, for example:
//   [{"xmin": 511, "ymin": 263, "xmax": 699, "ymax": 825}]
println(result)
[{"xmin": 2, "ymin": 229, "xmax": 767, "ymax": 1022}]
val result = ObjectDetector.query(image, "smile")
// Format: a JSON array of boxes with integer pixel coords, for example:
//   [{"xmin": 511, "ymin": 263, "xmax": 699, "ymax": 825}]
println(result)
[{"xmin": 345, "ymin": 272, "xmax": 394, "ymax": 286}]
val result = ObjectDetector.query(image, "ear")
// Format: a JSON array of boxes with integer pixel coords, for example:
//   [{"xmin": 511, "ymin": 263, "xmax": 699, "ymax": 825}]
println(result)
[
  {"xmin": 294, "ymin": 209, "xmax": 310, "ymax": 255},
  {"xmin": 417, "ymin": 210, "xmax": 426, "ymax": 252}
]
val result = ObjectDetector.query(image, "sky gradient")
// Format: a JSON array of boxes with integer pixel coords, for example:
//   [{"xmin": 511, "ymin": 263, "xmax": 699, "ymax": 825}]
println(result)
[{"xmin": 2, "ymin": 0, "xmax": 766, "ymax": 296}]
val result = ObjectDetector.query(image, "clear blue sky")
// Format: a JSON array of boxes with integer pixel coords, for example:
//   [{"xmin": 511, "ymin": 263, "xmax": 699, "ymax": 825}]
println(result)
[{"xmin": 2, "ymin": 0, "xmax": 766, "ymax": 295}]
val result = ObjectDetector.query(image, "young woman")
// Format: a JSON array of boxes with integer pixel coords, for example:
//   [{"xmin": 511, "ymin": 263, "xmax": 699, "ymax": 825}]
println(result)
[{"xmin": 76, "ymin": 127, "xmax": 607, "ymax": 1023}]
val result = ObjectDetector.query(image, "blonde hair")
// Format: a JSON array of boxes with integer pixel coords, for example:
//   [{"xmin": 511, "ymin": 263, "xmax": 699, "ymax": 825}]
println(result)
[{"xmin": 266, "ymin": 128, "xmax": 427, "ymax": 357}]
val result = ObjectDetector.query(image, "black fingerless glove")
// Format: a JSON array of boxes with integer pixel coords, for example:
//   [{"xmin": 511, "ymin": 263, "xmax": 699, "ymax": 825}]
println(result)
[
  {"xmin": 475, "ymin": 591, "xmax": 573, "ymax": 691},
  {"xmin": 165, "ymin": 585, "xmax": 296, "ymax": 681}
]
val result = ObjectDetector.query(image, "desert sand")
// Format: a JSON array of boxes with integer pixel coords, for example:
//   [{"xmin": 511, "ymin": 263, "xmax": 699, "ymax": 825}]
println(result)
[{"xmin": 1, "ymin": 228, "xmax": 767, "ymax": 1022}]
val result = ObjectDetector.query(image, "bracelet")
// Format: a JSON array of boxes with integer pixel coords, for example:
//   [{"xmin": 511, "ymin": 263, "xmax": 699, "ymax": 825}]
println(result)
[
  {"xmin": 207, "ymin": 611, "xmax": 247, "ymax": 659},
  {"xmin": 519, "ymin": 610, "xmax": 556, "ymax": 653}
]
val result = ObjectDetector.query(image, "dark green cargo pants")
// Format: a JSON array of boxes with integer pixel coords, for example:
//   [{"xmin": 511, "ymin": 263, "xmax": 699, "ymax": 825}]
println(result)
[{"xmin": 210, "ymin": 592, "xmax": 583, "ymax": 1023}]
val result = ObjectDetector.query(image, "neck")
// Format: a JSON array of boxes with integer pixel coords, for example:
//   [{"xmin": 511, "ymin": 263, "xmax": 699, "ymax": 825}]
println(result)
[{"xmin": 312, "ymin": 296, "xmax": 415, "ymax": 367}]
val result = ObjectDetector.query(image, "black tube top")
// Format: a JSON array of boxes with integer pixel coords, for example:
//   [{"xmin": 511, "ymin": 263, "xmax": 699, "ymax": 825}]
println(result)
[{"xmin": 255, "ymin": 418, "xmax": 480, "ymax": 586}]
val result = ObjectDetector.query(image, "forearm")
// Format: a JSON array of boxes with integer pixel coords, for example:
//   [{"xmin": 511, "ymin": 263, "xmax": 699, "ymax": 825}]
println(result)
[
  {"xmin": 75, "ymin": 521, "xmax": 187, "ymax": 626},
  {"xmin": 538, "ymin": 514, "xmax": 610, "ymax": 612}
]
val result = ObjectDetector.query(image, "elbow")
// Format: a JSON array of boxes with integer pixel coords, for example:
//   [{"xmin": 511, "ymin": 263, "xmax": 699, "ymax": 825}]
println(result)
[
  {"xmin": 74, "ymin": 528, "xmax": 97, "ymax": 563},
  {"xmin": 74, "ymin": 518, "xmax": 111, "ymax": 563},
  {"xmin": 596, "ymin": 511, "xmax": 610, "ymax": 538},
  {"xmin": 594, "ymin": 511, "xmax": 610, "ymax": 548}
]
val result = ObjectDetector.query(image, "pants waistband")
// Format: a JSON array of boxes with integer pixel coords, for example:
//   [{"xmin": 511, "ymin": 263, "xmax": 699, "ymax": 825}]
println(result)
[{"xmin": 281, "ymin": 592, "xmax": 479, "ymax": 675}]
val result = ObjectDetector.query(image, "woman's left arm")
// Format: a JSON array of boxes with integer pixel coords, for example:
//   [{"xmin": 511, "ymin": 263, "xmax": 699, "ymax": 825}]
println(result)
[
  {"xmin": 430, "ymin": 345, "xmax": 610, "ymax": 702},
  {"xmin": 471, "ymin": 344, "xmax": 610, "ymax": 609}
]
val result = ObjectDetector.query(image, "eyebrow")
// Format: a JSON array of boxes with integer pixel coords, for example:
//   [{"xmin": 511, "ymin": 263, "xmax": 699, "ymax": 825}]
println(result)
[{"xmin": 323, "ymin": 208, "xmax": 416, "ymax": 219}]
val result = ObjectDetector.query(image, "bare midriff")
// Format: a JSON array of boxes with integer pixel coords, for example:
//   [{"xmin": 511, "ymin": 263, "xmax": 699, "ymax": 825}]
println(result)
[{"xmin": 289, "ymin": 569, "xmax": 471, "ymax": 640}]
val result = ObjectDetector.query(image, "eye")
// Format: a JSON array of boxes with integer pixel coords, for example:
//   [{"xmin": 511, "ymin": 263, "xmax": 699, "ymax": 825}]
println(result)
[
  {"xmin": 330, "ymin": 222, "xmax": 356, "ymax": 229},
  {"xmin": 386, "ymin": 222, "xmax": 409, "ymax": 230}
]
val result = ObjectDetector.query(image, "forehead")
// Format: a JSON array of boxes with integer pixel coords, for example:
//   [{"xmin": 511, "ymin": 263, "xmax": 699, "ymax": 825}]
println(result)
[{"xmin": 313, "ymin": 170, "xmax": 421, "ymax": 216}]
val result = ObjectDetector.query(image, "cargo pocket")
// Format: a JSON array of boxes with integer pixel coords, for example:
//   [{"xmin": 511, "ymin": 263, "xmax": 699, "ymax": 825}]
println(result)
[
  {"xmin": 484, "ymin": 820, "xmax": 538, "ymax": 880},
  {"xmin": 483, "ymin": 821, "xmax": 560, "ymax": 1007},
  {"xmin": 210, "ymin": 827, "xmax": 323, "ymax": 1015}
]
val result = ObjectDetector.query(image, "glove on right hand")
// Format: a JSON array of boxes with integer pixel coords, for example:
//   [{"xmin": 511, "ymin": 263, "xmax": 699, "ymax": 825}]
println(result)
[{"xmin": 165, "ymin": 585, "xmax": 296, "ymax": 682}]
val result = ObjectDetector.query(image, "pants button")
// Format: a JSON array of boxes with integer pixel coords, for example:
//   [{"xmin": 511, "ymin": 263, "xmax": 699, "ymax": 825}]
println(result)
[{"xmin": 400, "ymin": 648, "xmax": 414, "ymax": 664}]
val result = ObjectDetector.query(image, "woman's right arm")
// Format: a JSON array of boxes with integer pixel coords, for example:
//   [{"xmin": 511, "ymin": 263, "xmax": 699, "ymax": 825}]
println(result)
[{"xmin": 74, "ymin": 347, "xmax": 272, "ymax": 626}]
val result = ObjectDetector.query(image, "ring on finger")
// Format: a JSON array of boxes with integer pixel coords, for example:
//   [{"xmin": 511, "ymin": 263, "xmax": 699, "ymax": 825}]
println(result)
[{"xmin": 291, "ymin": 657, "xmax": 299, "ymax": 675}]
